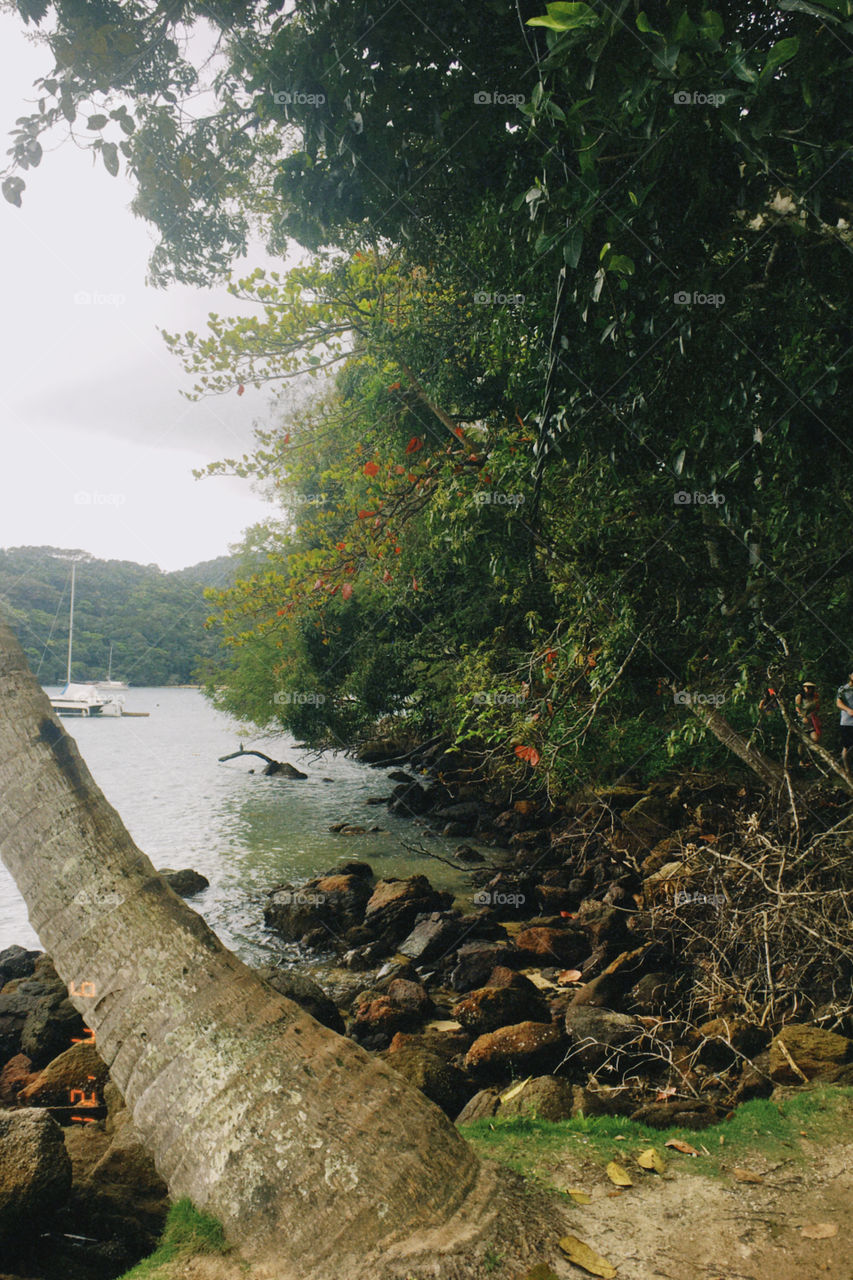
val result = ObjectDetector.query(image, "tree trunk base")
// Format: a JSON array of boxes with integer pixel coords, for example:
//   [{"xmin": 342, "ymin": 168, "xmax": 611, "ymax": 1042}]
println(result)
[{"xmin": 186, "ymin": 1163, "xmax": 572, "ymax": 1280}]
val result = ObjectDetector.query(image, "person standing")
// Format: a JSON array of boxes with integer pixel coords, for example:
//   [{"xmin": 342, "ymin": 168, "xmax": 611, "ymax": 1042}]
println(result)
[
  {"xmin": 795, "ymin": 680, "xmax": 821, "ymax": 766},
  {"xmin": 836, "ymin": 672, "xmax": 853, "ymax": 774}
]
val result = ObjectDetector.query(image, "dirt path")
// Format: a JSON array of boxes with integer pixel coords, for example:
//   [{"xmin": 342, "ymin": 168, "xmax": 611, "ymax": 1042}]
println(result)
[{"xmin": 541, "ymin": 1131, "xmax": 852, "ymax": 1280}]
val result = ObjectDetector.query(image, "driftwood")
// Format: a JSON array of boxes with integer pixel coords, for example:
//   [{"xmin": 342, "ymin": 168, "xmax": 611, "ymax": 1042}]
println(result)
[{"xmin": 218, "ymin": 747, "xmax": 307, "ymax": 778}]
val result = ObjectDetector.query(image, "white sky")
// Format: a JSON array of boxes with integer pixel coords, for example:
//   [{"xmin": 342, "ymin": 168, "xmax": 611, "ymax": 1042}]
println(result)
[{"xmin": 0, "ymin": 13, "xmax": 287, "ymax": 571}]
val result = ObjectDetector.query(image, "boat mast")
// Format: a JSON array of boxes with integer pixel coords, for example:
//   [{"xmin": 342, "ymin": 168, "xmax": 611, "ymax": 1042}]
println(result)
[
  {"xmin": 107, "ymin": 642, "xmax": 113, "ymax": 681},
  {"xmin": 66, "ymin": 559, "xmax": 76, "ymax": 685}
]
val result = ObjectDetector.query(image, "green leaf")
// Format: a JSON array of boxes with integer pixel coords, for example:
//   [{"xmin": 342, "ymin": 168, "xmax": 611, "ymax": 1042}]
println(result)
[
  {"xmin": 527, "ymin": 2, "xmax": 600, "ymax": 31},
  {"xmin": 102, "ymin": 142, "xmax": 119, "ymax": 176},
  {"xmin": 87, "ymin": 114, "xmax": 108, "ymax": 129},
  {"xmin": 608, "ymin": 254, "xmax": 635, "ymax": 276},
  {"xmin": 563, "ymin": 225, "xmax": 583, "ymax": 269},
  {"xmin": 2, "ymin": 175, "xmax": 25, "ymax": 207},
  {"xmin": 636, "ymin": 12, "xmax": 665, "ymax": 37},
  {"xmin": 761, "ymin": 36, "xmax": 800, "ymax": 80}
]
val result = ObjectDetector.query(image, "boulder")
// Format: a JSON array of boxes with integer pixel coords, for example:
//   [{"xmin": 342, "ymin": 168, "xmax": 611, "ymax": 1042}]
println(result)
[
  {"xmin": 514, "ymin": 927, "xmax": 586, "ymax": 967},
  {"xmin": 158, "ymin": 867, "xmax": 209, "ymax": 896},
  {"xmin": 255, "ymin": 967, "xmax": 345, "ymax": 1034},
  {"xmin": 768, "ymin": 1024, "xmax": 853, "ymax": 1084},
  {"xmin": 363, "ymin": 877, "xmax": 453, "ymax": 948},
  {"xmin": 397, "ymin": 913, "xmax": 466, "ymax": 964},
  {"xmin": 573, "ymin": 901, "xmax": 629, "ymax": 951},
  {"xmin": 454, "ymin": 1089, "xmax": 501, "ymax": 1125},
  {"xmin": 0, "ymin": 946, "xmax": 41, "ymax": 986},
  {"xmin": 571, "ymin": 1083, "xmax": 635, "ymax": 1118},
  {"xmin": 18, "ymin": 1042, "xmax": 108, "ymax": 1110},
  {"xmin": 383, "ymin": 1047, "xmax": 471, "ymax": 1117},
  {"xmin": 387, "ymin": 978, "xmax": 432, "ymax": 1020},
  {"xmin": 21, "ymin": 994, "xmax": 86, "ymax": 1070},
  {"xmin": 630, "ymin": 1099, "xmax": 722, "ymax": 1129},
  {"xmin": 83, "ymin": 1108, "xmax": 170, "ymax": 1232},
  {"xmin": 264, "ymin": 872, "xmax": 373, "ymax": 942},
  {"xmin": 564, "ymin": 1005, "xmax": 646, "ymax": 1075},
  {"xmin": 499, "ymin": 1075, "xmax": 574, "ymax": 1122},
  {"xmin": 0, "ymin": 1053, "xmax": 34, "ymax": 1106},
  {"xmin": 696, "ymin": 1017, "xmax": 769, "ymax": 1067},
  {"xmin": 464, "ymin": 1022, "xmax": 568, "ymax": 1077},
  {"xmin": 452, "ymin": 974, "xmax": 549, "ymax": 1035},
  {"xmin": 628, "ymin": 971, "xmax": 679, "ymax": 1015},
  {"xmin": 388, "ymin": 1028, "xmax": 472, "ymax": 1060},
  {"xmin": 731, "ymin": 1051, "xmax": 774, "ymax": 1104},
  {"xmin": 449, "ymin": 942, "xmax": 519, "ymax": 993},
  {"xmin": 388, "ymin": 782, "xmax": 432, "ymax": 816},
  {"xmin": 0, "ymin": 1109, "xmax": 72, "ymax": 1240},
  {"xmin": 349, "ymin": 980, "xmax": 431, "ymax": 1047},
  {"xmin": 0, "ymin": 971, "xmax": 76, "ymax": 1068}
]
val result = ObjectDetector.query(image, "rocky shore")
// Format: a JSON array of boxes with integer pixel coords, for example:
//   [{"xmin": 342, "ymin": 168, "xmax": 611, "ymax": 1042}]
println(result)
[{"xmin": 2, "ymin": 740, "xmax": 851, "ymax": 1277}]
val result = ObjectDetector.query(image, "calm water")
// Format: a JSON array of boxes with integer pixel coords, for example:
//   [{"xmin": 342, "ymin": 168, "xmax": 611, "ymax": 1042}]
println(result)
[{"xmin": 0, "ymin": 688, "xmax": 469, "ymax": 962}]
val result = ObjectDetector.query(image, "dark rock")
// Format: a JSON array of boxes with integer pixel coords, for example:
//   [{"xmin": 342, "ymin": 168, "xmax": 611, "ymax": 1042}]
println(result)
[
  {"xmin": 573, "ymin": 900, "xmax": 629, "ymax": 950},
  {"xmin": 0, "ymin": 1109, "xmax": 72, "ymax": 1241},
  {"xmin": 731, "ymin": 1050, "xmax": 774, "ymax": 1103},
  {"xmin": 0, "ymin": 1053, "xmax": 34, "ymax": 1106},
  {"xmin": 19, "ymin": 1042, "xmax": 108, "ymax": 1109},
  {"xmin": 630, "ymin": 1099, "xmax": 722, "ymax": 1129},
  {"xmin": 375, "ymin": 958, "xmax": 420, "ymax": 986},
  {"xmin": 387, "ymin": 978, "xmax": 432, "ymax": 1019},
  {"xmin": 21, "ymin": 995, "xmax": 86, "ymax": 1070},
  {"xmin": 571, "ymin": 1083, "xmax": 636, "ymax": 1117},
  {"xmin": 159, "ymin": 868, "xmax": 209, "ymax": 896},
  {"xmin": 500, "ymin": 1075, "xmax": 574, "ymax": 1122},
  {"xmin": 388, "ymin": 782, "xmax": 432, "ymax": 816},
  {"xmin": 565, "ymin": 1005, "xmax": 642, "ymax": 1048},
  {"xmin": 0, "ymin": 946, "xmax": 41, "ymax": 986},
  {"xmin": 464, "ymin": 1022, "xmax": 568, "ymax": 1077},
  {"xmin": 387, "ymin": 771, "xmax": 414, "ymax": 784},
  {"xmin": 397, "ymin": 913, "xmax": 466, "ymax": 964},
  {"xmin": 452, "ymin": 972, "xmax": 549, "ymax": 1036},
  {"xmin": 628, "ymin": 972, "xmax": 679, "ymax": 1015},
  {"xmin": 255, "ymin": 967, "xmax": 345, "ymax": 1034},
  {"xmin": 388, "ymin": 1028, "xmax": 473, "ymax": 1060},
  {"xmin": 363, "ymin": 877, "xmax": 453, "ymax": 948},
  {"xmin": 383, "ymin": 1048, "xmax": 471, "ymax": 1117},
  {"xmin": 82, "ymin": 1108, "xmax": 170, "ymax": 1234},
  {"xmin": 334, "ymin": 862, "xmax": 374, "ymax": 878},
  {"xmin": 768, "ymin": 1023, "xmax": 852, "ymax": 1084},
  {"xmin": 341, "ymin": 947, "xmax": 376, "ymax": 971},
  {"xmin": 450, "ymin": 942, "xmax": 519, "ymax": 993},
  {"xmin": 514, "ymin": 926, "xmax": 586, "ymax": 967},
  {"xmin": 696, "ymin": 1017, "xmax": 770, "ymax": 1068},
  {"xmin": 454, "ymin": 1089, "xmax": 501, "ymax": 1125},
  {"xmin": 264, "ymin": 872, "xmax": 373, "ymax": 942},
  {"xmin": 454, "ymin": 845, "xmax": 485, "ymax": 863}
]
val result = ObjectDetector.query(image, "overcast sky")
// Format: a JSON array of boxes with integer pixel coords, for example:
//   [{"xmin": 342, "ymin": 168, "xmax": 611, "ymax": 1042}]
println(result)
[{"xmin": 0, "ymin": 14, "xmax": 288, "ymax": 570}]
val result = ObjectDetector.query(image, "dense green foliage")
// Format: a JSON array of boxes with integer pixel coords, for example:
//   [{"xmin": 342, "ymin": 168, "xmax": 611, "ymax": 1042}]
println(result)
[
  {"xmin": 7, "ymin": 0, "xmax": 852, "ymax": 791},
  {"xmin": 0, "ymin": 547, "xmax": 236, "ymax": 686}
]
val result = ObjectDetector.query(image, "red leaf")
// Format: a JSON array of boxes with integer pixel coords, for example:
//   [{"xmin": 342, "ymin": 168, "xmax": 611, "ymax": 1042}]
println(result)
[
  {"xmin": 383, "ymin": 569, "xmax": 393, "ymax": 583},
  {"xmin": 394, "ymin": 464, "xmax": 406, "ymax": 474},
  {"xmin": 335, "ymin": 542, "xmax": 347, "ymax": 551},
  {"xmin": 312, "ymin": 579, "xmax": 323, "ymax": 591},
  {"xmin": 341, "ymin": 582, "xmax": 353, "ymax": 600},
  {"xmin": 388, "ymin": 381, "xmax": 402, "ymax": 391},
  {"xmin": 453, "ymin": 426, "xmax": 464, "ymax": 438},
  {"xmin": 363, "ymin": 461, "xmax": 379, "ymax": 477},
  {"xmin": 357, "ymin": 509, "xmax": 376, "ymax": 519},
  {"xmin": 282, "ymin": 432, "xmax": 291, "ymax": 444},
  {"xmin": 236, "ymin": 384, "xmax": 245, "ymax": 396},
  {"xmin": 514, "ymin": 745, "xmax": 541, "ymax": 767},
  {"xmin": 411, "ymin": 577, "xmax": 418, "ymax": 591},
  {"xmin": 405, "ymin": 436, "xmax": 423, "ymax": 454}
]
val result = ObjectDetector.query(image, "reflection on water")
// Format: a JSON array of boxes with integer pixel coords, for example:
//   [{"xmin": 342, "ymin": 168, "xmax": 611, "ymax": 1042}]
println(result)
[{"xmin": 0, "ymin": 688, "xmax": 470, "ymax": 963}]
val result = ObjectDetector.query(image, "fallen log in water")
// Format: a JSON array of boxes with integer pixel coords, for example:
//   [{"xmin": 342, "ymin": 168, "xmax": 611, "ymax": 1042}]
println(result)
[{"xmin": 218, "ymin": 747, "xmax": 307, "ymax": 778}]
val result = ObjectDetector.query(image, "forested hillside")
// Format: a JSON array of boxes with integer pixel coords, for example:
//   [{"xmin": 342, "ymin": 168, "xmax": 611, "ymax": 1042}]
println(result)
[{"xmin": 0, "ymin": 547, "xmax": 237, "ymax": 686}]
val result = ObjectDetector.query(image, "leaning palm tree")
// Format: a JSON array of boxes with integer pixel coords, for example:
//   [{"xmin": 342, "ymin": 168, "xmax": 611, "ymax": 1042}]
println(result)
[{"xmin": 0, "ymin": 620, "xmax": 561, "ymax": 1278}]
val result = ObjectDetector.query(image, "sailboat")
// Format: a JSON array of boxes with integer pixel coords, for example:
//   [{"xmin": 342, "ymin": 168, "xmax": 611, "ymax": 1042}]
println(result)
[
  {"xmin": 48, "ymin": 560, "xmax": 124, "ymax": 717},
  {"xmin": 95, "ymin": 644, "xmax": 129, "ymax": 692}
]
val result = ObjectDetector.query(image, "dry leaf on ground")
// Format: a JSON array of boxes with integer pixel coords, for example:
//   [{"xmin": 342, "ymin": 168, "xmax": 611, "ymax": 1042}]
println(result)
[
  {"xmin": 569, "ymin": 1188, "xmax": 593, "ymax": 1204},
  {"xmin": 606, "ymin": 1161, "xmax": 633, "ymax": 1187},
  {"xmin": 665, "ymin": 1139, "xmax": 699, "ymax": 1156},
  {"xmin": 733, "ymin": 1168, "xmax": 764, "ymax": 1183},
  {"xmin": 637, "ymin": 1147, "xmax": 667, "ymax": 1173},
  {"xmin": 800, "ymin": 1223, "xmax": 838, "ymax": 1239},
  {"xmin": 559, "ymin": 1234, "xmax": 618, "ymax": 1278}
]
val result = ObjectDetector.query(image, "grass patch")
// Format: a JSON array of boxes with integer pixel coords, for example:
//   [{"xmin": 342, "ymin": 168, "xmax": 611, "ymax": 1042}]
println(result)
[
  {"xmin": 461, "ymin": 1085, "xmax": 853, "ymax": 1188},
  {"xmin": 117, "ymin": 1199, "xmax": 230, "ymax": 1280}
]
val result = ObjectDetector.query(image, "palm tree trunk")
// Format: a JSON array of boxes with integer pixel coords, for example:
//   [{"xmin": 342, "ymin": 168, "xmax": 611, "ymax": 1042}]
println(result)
[{"xmin": 0, "ymin": 620, "xmax": 558, "ymax": 1278}]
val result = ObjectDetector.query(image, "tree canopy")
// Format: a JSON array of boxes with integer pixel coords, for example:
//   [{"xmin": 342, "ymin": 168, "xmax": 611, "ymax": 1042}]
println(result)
[{"xmin": 7, "ymin": 0, "xmax": 853, "ymax": 791}]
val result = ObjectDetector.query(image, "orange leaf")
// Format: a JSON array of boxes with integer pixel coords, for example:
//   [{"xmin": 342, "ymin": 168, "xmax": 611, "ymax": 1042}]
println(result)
[
  {"xmin": 341, "ymin": 582, "xmax": 353, "ymax": 601},
  {"xmin": 363, "ymin": 461, "xmax": 379, "ymax": 477},
  {"xmin": 282, "ymin": 432, "xmax": 291, "ymax": 444},
  {"xmin": 394, "ymin": 464, "xmax": 406, "ymax": 474},
  {"xmin": 335, "ymin": 542, "xmax": 347, "ymax": 551},
  {"xmin": 514, "ymin": 745, "xmax": 541, "ymax": 767},
  {"xmin": 411, "ymin": 577, "xmax": 418, "ymax": 591},
  {"xmin": 357, "ymin": 509, "xmax": 376, "ymax": 519},
  {"xmin": 405, "ymin": 436, "xmax": 423, "ymax": 454},
  {"xmin": 382, "ymin": 569, "xmax": 393, "ymax": 584},
  {"xmin": 388, "ymin": 381, "xmax": 402, "ymax": 391},
  {"xmin": 664, "ymin": 1139, "xmax": 699, "ymax": 1156},
  {"xmin": 236, "ymin": 384, "xmax": 245, "ymax": 396}
]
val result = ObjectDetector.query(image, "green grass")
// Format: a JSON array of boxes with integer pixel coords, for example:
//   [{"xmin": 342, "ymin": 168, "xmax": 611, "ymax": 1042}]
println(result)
[
  {"xmin": 117, "ymin": 1199, "xmax": 230, "ymax": 1279},
  {"xmin": 461, "ymin": 1085, "xmax": 853, "ymax": 1187}
]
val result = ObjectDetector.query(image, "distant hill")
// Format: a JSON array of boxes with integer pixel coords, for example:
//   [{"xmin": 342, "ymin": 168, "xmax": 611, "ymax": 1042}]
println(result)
[{"xmin": 0, "ymin": 546, "xmax": 238, "ymax": 686}]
